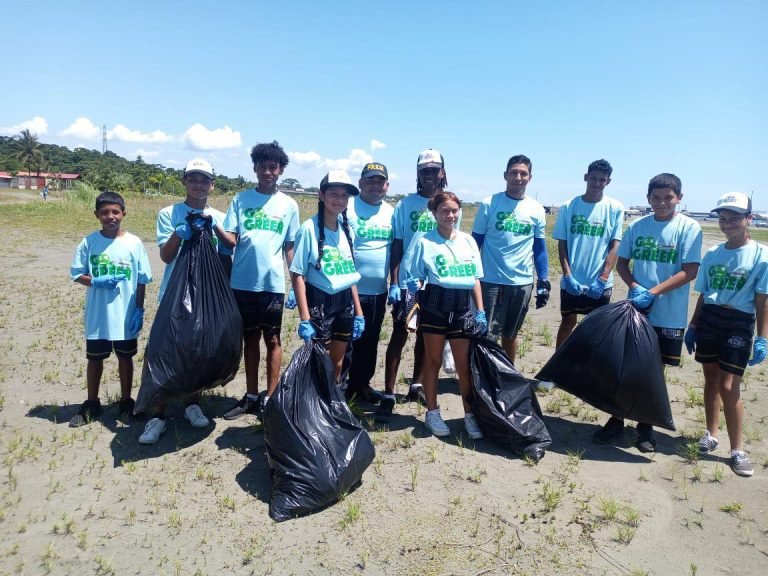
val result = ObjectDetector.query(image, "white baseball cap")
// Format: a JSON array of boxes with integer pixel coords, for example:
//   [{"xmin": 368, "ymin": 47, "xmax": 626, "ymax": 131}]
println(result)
[
  {"xmin": 713, "ymin": 192, "xmax": 751, "ymax": 214},
  {"xmin": 320, "ymin": 169, "xmax": 359, "ymax": 196},
  {"xmin": 183, "ymin": 158, "xmax": 214, "ymax": 179},
  {"xmin": 417, "ymin": 149, "xmax": 444, "ymax": 170}
]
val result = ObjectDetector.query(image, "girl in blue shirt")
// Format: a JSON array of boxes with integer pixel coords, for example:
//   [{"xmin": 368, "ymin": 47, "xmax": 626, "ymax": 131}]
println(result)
[
  {"xmin": 407, "ymin": 191, "xmax": 488, "ymax": 439},
  {"xmin": 290, "ymin": 170, "xmax": 365, "ymax": 382}
]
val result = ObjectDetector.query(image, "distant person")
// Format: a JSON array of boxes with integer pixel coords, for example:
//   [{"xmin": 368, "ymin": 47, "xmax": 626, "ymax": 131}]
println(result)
[
  {"xmin": 41, "ymin": 185, "xmax": 49, "ymax": 201},
  {"xmin": 406, "ymin": 191, "xmax": 487, "ymax": 438},
  {"xmin": 595, "ymin": 173, "xmax": 702, "ymax": 451},
  {"xmin": 552, "ymin": 159, "xmax": 624, "ymax": 348},
  {"xmin": 219, "ymin": 141, "xmax": 299, "ymax": 421},
  {"xmin": 344, "ymin": 163, "xmax": 394, "ymax": 417},
  {"xmin": 687, "ymin": 192, "xmax": 767, "ymax": 477},
  {"xmin": 471, "ymin": 154, "xmax": 550, "ymax": 363},
  {"xmin": 139, "ymin": 158, "xmax": 232, "ymax": 445},
  {"xmin": 385, "ymin": 149, "xmax": 459, "ymax": 406},
  {"xmin": 290, "ymin": 170, "xmax": 365, "ymax": 381},
  {"xmin": 69, "ymin": 191, "xmax": 152, "ymax": 427}
]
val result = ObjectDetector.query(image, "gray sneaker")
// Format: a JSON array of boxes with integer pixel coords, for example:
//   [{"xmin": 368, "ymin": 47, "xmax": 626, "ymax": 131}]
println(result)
[
  {"xmin": 730, "ymin": 451, "xmax": 754, "ymax": 477},
  {"xmin": 698, "ymin": 431, "xmax": 719, "ymax": 454}
]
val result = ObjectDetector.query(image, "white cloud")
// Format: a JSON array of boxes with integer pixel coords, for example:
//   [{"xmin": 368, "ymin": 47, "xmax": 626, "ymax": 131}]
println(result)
[
  {"xmin": 289, "ymin": 148, "xmax": 373, "ymax": 172},
  {"xmin": 109, "ymin": 124, "xmax": 173, "ymax": 144},
  {"xmin": 182, "ymin": 123, "xmax": 241, "ymax": 150},
  {"xmin": 0, "ymin": 116, "xmax": 49, "ymax": 136},
  {"xmin": 60, "ymin": 117, "xmax": 101, "ymax": 140},
  {"xmin": 164, "ymin": 159, "xmax": 182, "ymax": 166},
  {"xmin": 388, "ymin": 171, "xmax": 400, "ymax": 180},
  {"xmin": 134, "ymin": 148, "xmax": 160, "ymax": 159},
  {"xmin": 370, "ymin": 139, "xmax": 386, "ymax": 151}
]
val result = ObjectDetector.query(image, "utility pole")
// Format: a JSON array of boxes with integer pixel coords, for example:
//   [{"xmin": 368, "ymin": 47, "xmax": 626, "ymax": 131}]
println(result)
[{"xmin": 102, "ymin": 124, "xmax": 108, "ymax": 153}]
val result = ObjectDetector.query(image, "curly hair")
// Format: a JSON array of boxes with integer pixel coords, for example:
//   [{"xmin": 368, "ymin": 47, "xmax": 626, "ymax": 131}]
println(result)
[
  {"xmin": 587, "ymin": 159, "xmax": 613, "ymax": 176},
  {"xmin": 250, "ymin": 141, "xmax": 289, "ymax": 168}
]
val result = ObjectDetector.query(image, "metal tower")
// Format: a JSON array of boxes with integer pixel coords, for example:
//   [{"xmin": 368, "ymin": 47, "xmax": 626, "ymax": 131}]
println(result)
[{"xmin": 102, "ymin": 124, "xmax": 108, "ymax": 153}]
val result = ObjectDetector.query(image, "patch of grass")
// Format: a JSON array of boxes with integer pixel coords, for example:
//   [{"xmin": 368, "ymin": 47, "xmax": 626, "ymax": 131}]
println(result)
[
  {"xmin": 719, "ymin": 502, "xmax": 743, "ymax": 516},
  {"xmin": 340, "ymin": 502, "xmax": 362, "ymax": 528}
]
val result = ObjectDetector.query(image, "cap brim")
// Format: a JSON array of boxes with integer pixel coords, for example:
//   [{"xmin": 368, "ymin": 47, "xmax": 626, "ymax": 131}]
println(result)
[
  {"xmin": 361, "ymin": 170, "xmax": 387, "ymax": 179},
  {"xmin": 713, "ymin": 205, "xmax": 749, "ymax": 214},
  {"xmin": 185, "ymin": 169, "xmax": 214, "ymax": 178},
  {"xmin": 418, "ymin": 162, "xmax": 443, "ymax": 170},
  {"xmin": 322, "ymin": 183, "xmax": 359, "ymax": 196}
]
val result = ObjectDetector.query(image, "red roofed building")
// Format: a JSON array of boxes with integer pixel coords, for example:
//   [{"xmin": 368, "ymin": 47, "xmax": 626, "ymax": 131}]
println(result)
[{"xmin": 13, "ymin": 171, "xmax": 80, "ymax": 190}]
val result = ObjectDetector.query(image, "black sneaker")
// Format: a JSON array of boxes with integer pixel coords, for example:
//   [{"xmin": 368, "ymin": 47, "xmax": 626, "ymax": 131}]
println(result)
[
  {"xmin": 406, "ymin": 384, "xmax": 427, "ymax": 406},
  {"xmin": 117, "ymin": 398, "xmax": 135, "ymax": 418},
  {"xmin": 635, "ymin": 423, "xmax": 656, "ymax": 453},
  {"xmin": 593, "ymin": 417, "xmax": 624, "ymax": 445},
  {"xmin": 347, "ymin": 385, "xmax": 385, "ymax": 404},
  {"xmin": 223, "ymin": 393, "xmax": 264, "ymax": 421},
  {"xmin": 69, "ymin": 399, "xmax": 103, "ymax": 428},
  {"xmin": 374, "ymin": 397, "xmax": 396, "ymax": 423}
]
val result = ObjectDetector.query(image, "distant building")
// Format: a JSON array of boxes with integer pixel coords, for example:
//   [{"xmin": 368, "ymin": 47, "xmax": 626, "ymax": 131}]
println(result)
[{"xmin": 13, "ymin": 171, "xmax": 80, "ymax": 190}]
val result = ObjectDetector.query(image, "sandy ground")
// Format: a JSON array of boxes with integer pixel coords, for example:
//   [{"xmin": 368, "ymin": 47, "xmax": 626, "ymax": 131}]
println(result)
[{"xmin": 0, "ymin": 226, "xmax": 767, "ymax": 576}]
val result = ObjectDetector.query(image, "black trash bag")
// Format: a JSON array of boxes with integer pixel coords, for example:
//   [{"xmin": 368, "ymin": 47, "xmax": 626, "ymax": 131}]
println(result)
[
  {"xmin": 136, "ymin": 218, "xmax": 242, "ymax": 414},
  {"xmin": 536, "ymin": 301, "xmax": 674, "ymax": 430},
  {"xmin": 469, "ymin": 338, "xmax": 552, "ymax": 461},
  {"xmin": 264, "ymin": 342, "xmax": 375, "ymax": 522}
]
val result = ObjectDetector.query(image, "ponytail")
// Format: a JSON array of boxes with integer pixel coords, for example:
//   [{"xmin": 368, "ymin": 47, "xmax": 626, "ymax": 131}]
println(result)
[
  {"xmin": 315, "ymin": 199, "xmax": 325, "ymax": 270},
  {"xmin": 341, "ymin": 209, "xmax": 354, "ymax": 263}
]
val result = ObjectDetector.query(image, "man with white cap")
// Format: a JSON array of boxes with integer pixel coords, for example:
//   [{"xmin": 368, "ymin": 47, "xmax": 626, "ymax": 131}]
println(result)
[
  {"xmin": 382, "ymin": 149, "xmax": 459, "ymax": 421},
  {"xmin": 138, "ymin": 158, "xmax": 232, "ymax": 444}
]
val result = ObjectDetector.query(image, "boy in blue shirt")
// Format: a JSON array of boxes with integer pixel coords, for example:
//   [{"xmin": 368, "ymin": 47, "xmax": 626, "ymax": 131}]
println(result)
[
  {"xmin": 552, "ymin": 159, "xmax": 624, "ymax": 348},
  {"xmin": 472, "ymin": 154, "xmax": 550, "ymax": 363},
  {"xmin": 220, "ymin": 141, "xmax": 300, "ymax": 420},
  {"xmin": 69, "ymin": 191, "xmax": 152, "ymax": 427},
  {"xmin": 687, "ymin": 192, "xmax": 768, "ymax": 477},
  {"xmin": 599, "ymin": 174, "xmax": 702, "ymax": 450}
]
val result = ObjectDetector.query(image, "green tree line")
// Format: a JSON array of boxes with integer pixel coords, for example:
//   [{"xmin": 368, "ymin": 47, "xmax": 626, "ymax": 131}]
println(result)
[{"xmin": 0, "ymin": 132, "xmax": 255, "ymax": 196}]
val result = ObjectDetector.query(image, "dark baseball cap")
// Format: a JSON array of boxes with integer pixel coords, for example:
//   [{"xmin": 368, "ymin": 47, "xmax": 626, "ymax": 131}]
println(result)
[{"xmin": 361, "ymin": 162, "xmax": 388, "ymax": 179}]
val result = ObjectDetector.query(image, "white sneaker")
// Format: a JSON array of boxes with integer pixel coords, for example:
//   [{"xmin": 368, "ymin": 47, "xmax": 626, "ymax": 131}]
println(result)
[
  {"xmin": 537, "ymin": 380, "xmax": 555, "ymax": 391},
  {"xmin": 139, "ymin": 418, "xmax": 166, "ymax": 444},
  {"xmin": 184, "ymin": 404, "xmax": 209, "ymax": 428},
  {"xmin": 442, "ymin": 343, "xmax": 456, "ymax": 374},
  {"xmin": 425, "ymin": 409, "xmax": 451, "ymax": 437},
  {"xmin": 464, "ymin": 413, "xmax": 484, "ymax": 440}
]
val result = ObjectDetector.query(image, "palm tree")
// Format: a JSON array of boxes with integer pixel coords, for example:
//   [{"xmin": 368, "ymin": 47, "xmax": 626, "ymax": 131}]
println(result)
[{"xmin": 10, "ymin": 129, "xmax": 44, "ymax": 179}]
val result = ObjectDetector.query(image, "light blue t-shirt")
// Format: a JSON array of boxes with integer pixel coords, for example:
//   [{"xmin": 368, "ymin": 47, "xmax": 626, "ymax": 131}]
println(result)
[
  {"xmin": 70, "ymin": 231, "xmax": 153, "ymax": 340},
  {"xmin": 408, "ymin": 230, "xmax": 484, "ymax": 290},
  {"xmin": 694, "ymin": 240, "xmax": 768, "ymax": 315},
  {"xmin": 347, "ymin": 196, "xmax": 394, "ymax": 295},
  {"xmin": 552, "ymin": 195, "xmax": 625, "ymax": 288},
  {"xmin": 290, "ymin": 215, "xmax": 361, "ymax": 295},
  {"xmin": 392, "ymin": 193, "xmax": 462, "ymax": 288},
  {"xmin": 618, "ymin": 213, "xmax": 702, "ymax": 329},
  {"xmin": 472, "ymin": 192, "xmax": 546, "ymax": 286},
  {"xmin": 156, "ymin": 202, "xmax": 231, "ymax": 301},
  {"xmin": 224, "ymin": 189, "xmax": 300, "ymax": 294}
]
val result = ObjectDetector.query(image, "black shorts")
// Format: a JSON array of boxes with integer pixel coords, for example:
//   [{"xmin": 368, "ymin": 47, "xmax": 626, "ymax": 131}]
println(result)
[
  {"xmin": 560, "ymin": 288, "xmax": 612, "ymax": 316},
  {"xmin": 482, "ymin": 282, "xmax": 532, "ymax": 340},
  {"xmin": 86, "ymin": 338, "xmax": 138, "ymax": 360},
  {"xmin": 419, "ymin": 285, "xmax": 474, "ymax": 339},
  {"xmin": 233, "ymin": 289, "xmax": 284, "ymax": 337},
  {"xmin": 653, "ymin": 326, "xmax": 684, "ymax": 367},
  {"xmin": 695, "ymin": 304, "xmax": 755, "ymax": 377},
  {"xmin": 306, "ymin": 283, "xmax": 354, "ymax": 342}
]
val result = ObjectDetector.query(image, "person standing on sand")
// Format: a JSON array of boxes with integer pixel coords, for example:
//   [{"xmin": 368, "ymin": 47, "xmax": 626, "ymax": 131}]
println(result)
[
  {"xmin": 551, "ymin": 159, "xmax": 624, "ymax": 349},
  {"xmin": 471, "ymin": 154, "xmax": 550, "ymax": 364},
  {"xmin": 687, "ymin": 192, "xmax": 767, "ymax": 477},
  {"xmin": 138, "ymin": 158, "xmax": 232, "ymax": 445}
]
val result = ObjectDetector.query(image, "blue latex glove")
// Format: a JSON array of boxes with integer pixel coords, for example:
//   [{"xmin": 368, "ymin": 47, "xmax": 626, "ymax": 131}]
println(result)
[
  {"xmin": 630, "ymin": 290, "xmax": 655, "ymax": 311},
  {"xmin": 387, "ymin": 284, "xmax": 401, "ymax": 305},
  {"xmin": 684, "ymin": 326, "xmax": 696, "ymax": 354},
  {"xmin": 748, "ymin": 336, "xmax": 767, "ymax": 366},
  {"xmin": 563, "ymin": 275, "xmax": 583, "ymax": 296},
  {"xmin": 129, "ymin": 308, "xmax": 145, "ymax": 334},
  {"xmin": 91, "ymin": 273, "xmax": 127, "ymax": 289},
  {"xmin": 298, "ymin": 320, "xmax": 315, "ymax": 341},
  {"xmin": 406, "ymin": 278, "xmax": 420, "ymax": 292},
  {"xmin": 175, "ymin": 223, "xmax": 192, "ymax": 241},
  {"xmin": 586, "ymin": 277, "xmax": 608, "ymax": 299},
  {"xmin": 627, "ymin": 285, "xmax": 647, "ymax": 300},
  {"xmin": 475, "ymin": 310, "xmax": 488, "ymax": 335},
  {"xmin": 285, "ymin": 289, "xmax": 297, "ymax": 310},
  {"xmin": 353, "ymin": 316, "xmax": 365, "ymax": 341}
]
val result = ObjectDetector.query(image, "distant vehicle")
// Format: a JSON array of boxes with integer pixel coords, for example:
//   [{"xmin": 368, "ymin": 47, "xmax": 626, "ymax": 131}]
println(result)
[{"xmin": 754, "ymin": 219, "xmax": 768, "ymax": 228}]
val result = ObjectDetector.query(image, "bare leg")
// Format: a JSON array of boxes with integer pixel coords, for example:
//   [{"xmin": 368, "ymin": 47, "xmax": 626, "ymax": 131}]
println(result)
[
  {"xmin": 117, "ymin": 356, "xmax": 133, "ymax": 400},
  {"xmin": 243, "ymin": 328, "xmax": 262, "ymax": 395},
  {"xmin": 422, "ymin": 333, "xmax": 445, "ymax": 411},
  {"xmin": 448, "ymin": 338, "xmax": 472, "ymax": 412},
  {"xmin": 264, "ymin": 332, "xmax": 282, "ymax": 396},
  {"xmin": 556, "ymin": 314, "xmax": 578, "ymax": 349},
  {"xmin": 328, "ymin": 339, "xmax": 349, "ymax": 383},
  {"xmin": 86, "ymin": 359, "xmax": 103, "ymax": 401},
  {"xmin": 384, "ymin": 323, "xmax": 409, "ymax": 394},
  {"xmin": 702, "ymin": 362, "xmax": 722, "ymax": 437},
  {"xmin": 501, "ymin": 335, "xmax": 518, "ymax": 363},
  {"xmin": 718, "ymin": 369, "xmax": 744, "ymax": 452}
]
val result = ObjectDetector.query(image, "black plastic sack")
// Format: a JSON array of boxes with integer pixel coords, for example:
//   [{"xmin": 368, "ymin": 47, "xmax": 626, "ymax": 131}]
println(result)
[
  {"xmin": 469, "ymin": 338, "xmax": 552, "ymax": 461},
  {"xmin": 136, "ymin": 220, "xmax": 242, "ymax": 414},
  {"xmin": 264, "ymin": 342, "xmax": 375, "ymax": 522},
  {"xmin": 536, "ymin": 301, "xmax": 674, "ymax": 430}
]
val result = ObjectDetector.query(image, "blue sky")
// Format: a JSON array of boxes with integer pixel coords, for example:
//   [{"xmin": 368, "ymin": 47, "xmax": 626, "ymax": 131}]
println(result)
[{"xmin": 2, "ymin": 0, "xmax": 766, "ymax": 211}]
